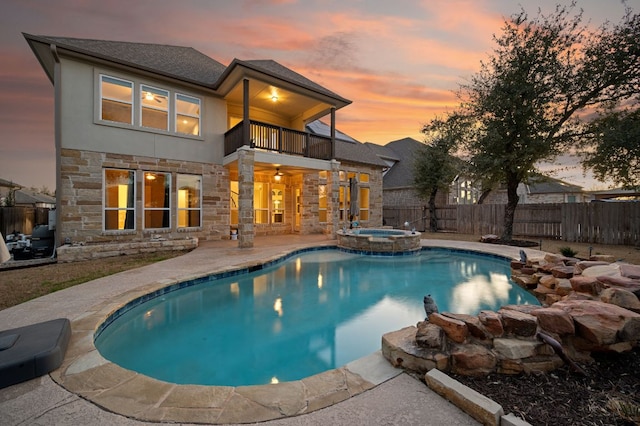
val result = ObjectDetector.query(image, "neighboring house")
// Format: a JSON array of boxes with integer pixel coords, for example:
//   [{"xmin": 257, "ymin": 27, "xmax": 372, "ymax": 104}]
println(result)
[
  {"xmin": 590, "ymin": 188, "xmax": 640, "ymax": 201},
  {"xmin": 25, "ymin": 34, "xmax": 384, "ymax": 251},
  {"xmin": 13, "ymin": 189, "xmax": 56, "ymax": 209},
  {"xmin": 483, "ymin": 175, "xmax": 590, "ymax": 204},
  {"xmin": 0, "ymin": 178, "xmax": 22, "ymax": 205},
  {"xmin": 368, "ymin": 137, "xmax": 465, "ymax": 208}
]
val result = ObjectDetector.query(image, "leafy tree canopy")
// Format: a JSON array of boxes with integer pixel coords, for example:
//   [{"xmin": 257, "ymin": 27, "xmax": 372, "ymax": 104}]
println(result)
[{"xmin": 450, "ymin": 3, "xmax": 640, "ymax": 239}]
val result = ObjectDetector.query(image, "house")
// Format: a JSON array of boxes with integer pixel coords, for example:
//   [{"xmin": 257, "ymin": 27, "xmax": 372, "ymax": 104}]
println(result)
[
  {"xmin": 24, "ymin": 34, "xmax": 384, "ymax": 255},
  {"xmin": 482, "ymin": 175, "xmax": 591, "ymax": 204},
  {"xmin": 13, "ymin": 189, "xmax": 56, "ymax": 209},
  {"xmin": 0, "ymin": 178, "xmax": 22, "ymax": 206}
]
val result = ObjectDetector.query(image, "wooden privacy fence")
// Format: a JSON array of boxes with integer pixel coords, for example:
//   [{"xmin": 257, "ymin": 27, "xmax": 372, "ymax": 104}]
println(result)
[
  {"xmin": 0, "ymin": 207, "xmax": 51, "ymax": 237},
  {"xmin": 383, "ymin": 202, "xmax": 640, "ymax": 246}
]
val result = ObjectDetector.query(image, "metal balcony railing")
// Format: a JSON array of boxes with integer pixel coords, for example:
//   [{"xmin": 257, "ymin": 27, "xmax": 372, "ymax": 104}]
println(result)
[{"xmin": 224, "ymin": 120, "xmax": 333, "ymax": 160}]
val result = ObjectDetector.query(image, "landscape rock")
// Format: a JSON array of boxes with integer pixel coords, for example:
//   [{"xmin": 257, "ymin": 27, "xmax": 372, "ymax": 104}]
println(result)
[
  {"xmin": 555, "ymin": 279, "xmax": 573, "ymax": 296},
  {"xmin": 553, "ymin": 300, "xmax": 640, "ymax": 345},
  {"xmin": 620, "ymin": 264, "xmax": 640, "ymax": 279},
  {"xmin": 551, "ymin": 265, "xmax": 574, "ymax": 279},
  {"xmin": 531, "ymin": 307, "xmax": 575, "ymax": 335},
  {"xmin": 429, "ymin": 313, "xmax": 469, "ymax": 343},
  {"xmin": 443, "ymin": 313, "xmax": 490, "ymax": 340},
  {"xmin": 575, "ymin": 261, "xmax": 610, "ymax": 274},
  {"xmin": 599, "ymin": 287, "xmax": 640, "ymax": 313},
  {"xmin": 493, "ymin": 338, "xmax": 539, "ymax": 360},
  {"xmin": 450, "ymin": 344, "xmax": 497, "ymax": 376},
  {"xmin": 499, "ymin": 309, "xmax": 537, "ymax": 337},
  {"xmin": 538, "ymin": 274, "xmax": 557, "ymax": 289},
  {"xmin": 569, "ymin": 276, "xmax": 603, "ymax": 295},
  {"xmin": 478, "ymin": 311, "xmax": 503, "ymax": 337},
  {"xmin": 415, "ymin": 321, "xmax": 446, "ymax": 349}
]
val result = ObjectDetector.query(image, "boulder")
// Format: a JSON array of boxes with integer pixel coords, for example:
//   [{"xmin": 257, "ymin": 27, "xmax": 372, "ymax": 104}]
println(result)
[
  {"xmin": 570, "ymin": 276, "xmax": 604, "ymax": 295},
  {"xmin": 555, "ymin": 279, "xmax": 573, "ymax": 296},
  {"xmin": 538, "ymin": 274, "xmax": 558, "ymax": 289},
  {"xmin": 429, "ymin": 313, "xmax": 468, "ymax": 343},
  {"xmin": 531, "ymin": 307, "xmax": 575, "ymax": 335},
  {"xmin": 575, "ymin": 261, "xmax": 611, "ymax": 274},
  {"xmin": 415, "ymin": 321, "xmax": 446, "ymax": 349},
  {"xmin": 620, "ymin": 264, "xmax": 640, "ymax": 279},
  {"xmin": 493, "ymin": 338, "xmax": 539, "ymax": 360},
  {"xmin": 499, "ymin": 309, "xmax": 538, "ymax": 337},
  {"xmin": 478, "ymin": 311, "xmax": 503, "ymax": 337},
  {"xmin": 450, "ymin": 344, "xmax": 497, "ymax": 376},
  {"xmin": 553, "ymin": 300, "xmax": 640, "ymax": 345},
  {"xmin": 552, "ymin": 265, "xmax": 575, "ymax": 279},
  {"xmin": 599, "ymin": 288, "xmax": 640, "ymax": 313},
  {"xmin": 442, "ymin": 313, "xmax": 490, "ymax": 340}
]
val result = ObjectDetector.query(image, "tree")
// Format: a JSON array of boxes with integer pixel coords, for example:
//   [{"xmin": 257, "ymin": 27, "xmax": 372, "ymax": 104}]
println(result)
[
  {"xmin": 456, "ymin": 4, "xmax": 640, "ymax": 240},
  {"xmin": 581, "ymin": 106, "xmax": 640, "ymax": 189},
  {"xmin": 413, "ymin": 115, "xmax": 462, "ymax": 231}
]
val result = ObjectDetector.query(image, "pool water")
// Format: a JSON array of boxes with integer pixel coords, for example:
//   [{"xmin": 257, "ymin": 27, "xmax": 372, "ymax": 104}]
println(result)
[{"xmin": 95, "ymin": 248, "xmax": 539, "ymax": 386}]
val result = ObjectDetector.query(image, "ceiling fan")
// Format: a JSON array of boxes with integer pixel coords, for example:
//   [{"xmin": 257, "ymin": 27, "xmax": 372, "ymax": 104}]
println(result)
[{"xmin": 144, "ymin": 91, "xmax": 165, "ymax": 103}]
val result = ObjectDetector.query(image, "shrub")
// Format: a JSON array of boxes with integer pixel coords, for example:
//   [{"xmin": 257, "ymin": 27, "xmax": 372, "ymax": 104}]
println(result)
[{"xmin": 559, "ymin": 246, "xmax": 578, "ymax": 257}]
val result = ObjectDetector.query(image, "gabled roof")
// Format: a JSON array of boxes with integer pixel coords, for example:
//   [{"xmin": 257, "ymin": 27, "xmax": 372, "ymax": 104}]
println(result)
[
  {"xmin": 23, "ymin": 34, "xmax": 350, "ymax": 106},
  {"xmin": 24, "ymin": 34, "xmax": 227, "ymax": 87},
  {"xmin": 14, "ymin": 189, "xmax": 55, "ymax": 205},
  {"xmin": 525, "ymin": 175, "xmax": 583, "ymax": 194},
  {"xmin": 380, "ymin": 138, "xmax": 424, "ymax": 188},
  {"xmin": 0, "ymin": 178, "xmax": 22, "ymax": 189},
  {"xmin": 305, "ymin": 121, "xmax": 387, "ymax": 168},
  {"xmin": 364, "ymin": 143, "xmax": 400, "ymax": 161}
]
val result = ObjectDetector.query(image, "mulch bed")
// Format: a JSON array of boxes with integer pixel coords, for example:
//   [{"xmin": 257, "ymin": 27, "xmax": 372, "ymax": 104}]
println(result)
[{"xmin": 450, "ymin": 346, "xmax": 640, "ymax": 425}]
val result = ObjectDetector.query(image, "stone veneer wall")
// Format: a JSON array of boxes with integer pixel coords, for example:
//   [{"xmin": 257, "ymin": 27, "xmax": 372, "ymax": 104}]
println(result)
[
  {"xmin": 56, "ymin": 237, "xmax": 198, "ymax": 262},
  {"xmin": 382, "ymin": 254, "xmax": 640, "ymax": 377},
  {"xmin": 59, "ymin": 148, "xmax": 229, "ymax": 246}
]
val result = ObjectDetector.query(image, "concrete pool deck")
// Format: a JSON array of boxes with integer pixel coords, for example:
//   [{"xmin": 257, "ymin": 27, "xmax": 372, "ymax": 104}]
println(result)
[{"xmin": 0, "ymin": 235, "xmax": 542, "ymax": 425}]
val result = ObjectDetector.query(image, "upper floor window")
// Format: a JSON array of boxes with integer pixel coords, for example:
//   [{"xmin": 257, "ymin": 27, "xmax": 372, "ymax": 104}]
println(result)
[
  {"xmin": 104, "ymin": 169, "xmax": 135, "ymax": 230},
  {"xmin": 176, "ymin": 94, "xmax": 200, "ymax": 136},
  {"xmin": 141, "ymin": 85, "xmax": 169, "ymax": 130},
  {"xmin": 101, "ymin": 75, "xmax": 133, "ymax": 124}
]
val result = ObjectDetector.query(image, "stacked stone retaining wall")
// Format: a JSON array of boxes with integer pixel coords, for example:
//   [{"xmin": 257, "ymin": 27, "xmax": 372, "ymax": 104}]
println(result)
[{"xmin": 382, "ymin": 253, "xmax": 640, "ymax": 377}]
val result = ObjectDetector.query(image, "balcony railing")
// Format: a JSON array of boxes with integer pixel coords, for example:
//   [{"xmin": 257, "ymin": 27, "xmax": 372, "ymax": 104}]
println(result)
[{"xmin": 224, "ymin": 120, "xmax": 333, "ymax": 160}]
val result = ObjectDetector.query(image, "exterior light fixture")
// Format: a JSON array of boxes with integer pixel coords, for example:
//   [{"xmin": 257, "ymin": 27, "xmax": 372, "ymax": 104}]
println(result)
[
  {"xmin": 274, "ymin": 168, "xmax": 283, "ymax": 181},
  {"xmin": 271, "ymin": 94, "xmax": 278, "ymax": 102}
]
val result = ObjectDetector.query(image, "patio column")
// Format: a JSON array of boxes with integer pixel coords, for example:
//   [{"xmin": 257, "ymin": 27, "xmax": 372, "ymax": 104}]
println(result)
[
  {"xmin": 327, "ymin": 159, "xmax": 340, "ymax": 238},
  {"xmin": 237, "ymin": 146, "xmax": 254, "ymax": 248},
  {"xmin": 330, "ymin": 107, "xmax": 336, "ymax": 159}
]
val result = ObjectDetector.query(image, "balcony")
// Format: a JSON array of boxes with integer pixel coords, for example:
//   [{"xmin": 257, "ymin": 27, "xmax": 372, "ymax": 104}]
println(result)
[{"xmin": 224, "ymin": 120, "xmax": 333, "ymax": 160}]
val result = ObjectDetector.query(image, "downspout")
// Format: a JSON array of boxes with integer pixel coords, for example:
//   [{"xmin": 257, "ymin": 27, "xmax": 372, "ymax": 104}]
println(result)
[{"xmin": 51, "ymin": 44, "xmax": 62, "ymax": 254}]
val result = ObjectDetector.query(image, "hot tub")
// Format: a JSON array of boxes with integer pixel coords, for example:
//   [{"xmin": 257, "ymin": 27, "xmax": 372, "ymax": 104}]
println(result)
[{"xmin": 336, "ymin": 228, "xmax": 421, "ymax": 254}]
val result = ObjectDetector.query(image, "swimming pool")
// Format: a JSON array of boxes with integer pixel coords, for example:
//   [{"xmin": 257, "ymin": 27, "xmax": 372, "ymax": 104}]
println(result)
[{"xmin": 95, "ymin": 247, "xmax": 539, "ymax": 386}]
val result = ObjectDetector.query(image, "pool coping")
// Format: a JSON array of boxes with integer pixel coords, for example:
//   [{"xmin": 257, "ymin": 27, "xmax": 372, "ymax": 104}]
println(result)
[{"xmin": 48, "ymin": 238, "xmax": 538, "ymax": 424}]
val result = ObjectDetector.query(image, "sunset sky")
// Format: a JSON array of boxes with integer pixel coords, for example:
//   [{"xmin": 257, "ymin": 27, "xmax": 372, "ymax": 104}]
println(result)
[{"xmin": 1, "ymin": 0, "xmax": 636, "ymax": 191}]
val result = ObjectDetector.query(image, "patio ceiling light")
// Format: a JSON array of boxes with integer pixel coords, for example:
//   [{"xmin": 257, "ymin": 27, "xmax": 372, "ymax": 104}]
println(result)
[{"xmin": 274, "ymin": 168, "xmax": 283, "ymax": 181}]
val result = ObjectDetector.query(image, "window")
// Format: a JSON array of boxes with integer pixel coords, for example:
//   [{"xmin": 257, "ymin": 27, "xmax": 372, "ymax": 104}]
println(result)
[
  {"xmin": 359, "ymin": 187, "xmax": 370, "ymax": 220},
  {"xmin": 272, "ymin": 184, "xmax": 285, "ymax": 223},
  {"xmin": 177, "ymin": 174, "xmax": 201, "ymax": 228},
  {"xmin": 144, "ymin": 172, "xmax": 171, "ymax": 229},
  {"xmin": 100, "ymin": 75, "xmax": 133, "ymax": 124},
  {"xmin": 319, "ymin": 184, "xmax": 327, "ymax": 222},
  {"xmin": 176, "ymin": 93, "xmax": 200, "ymax": 135},
  {"xmin": 230, "ymin": 181, "xmax": 239, "ymax": 225},
  {"xmin": 359, "ymin": 173, "xmax": 369, "ymax": 183},
  {"xmin": 104, "ymin": 169, "xmax": 135, "ymax": 230},
  {"xmin": 141, "ymin": 85, "xmax": 169, "ymax": 130},
  {"xmin": 339, "ymin": 186, "xmax": 346, "ymax": 221},
  {"xmin": 254, "ymin": 182, "xmax": 269, "ymax": 224}
]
